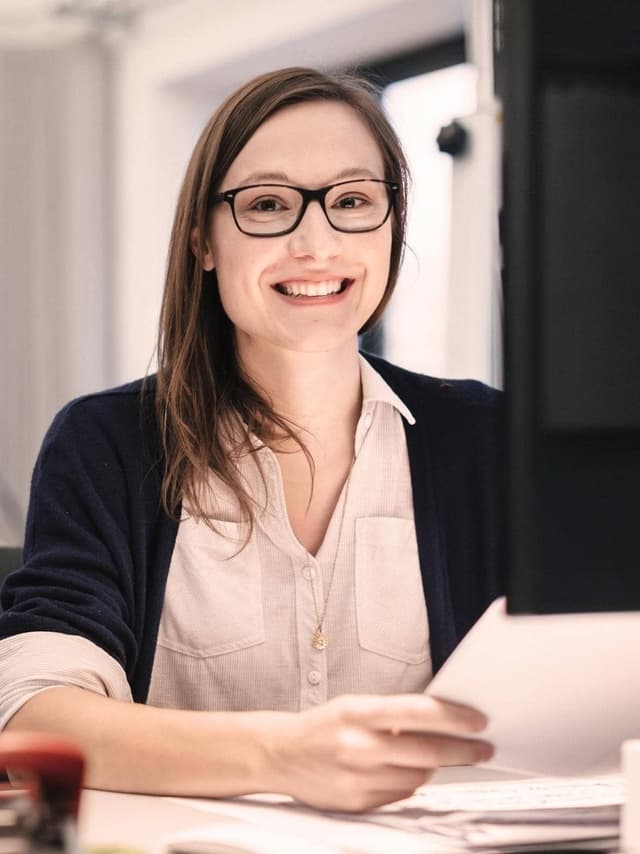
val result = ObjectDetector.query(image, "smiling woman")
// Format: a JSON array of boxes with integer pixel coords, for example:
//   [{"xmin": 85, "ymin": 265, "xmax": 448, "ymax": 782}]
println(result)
[{"xmin": 0, "ymin": 67, "xmax": 502, "ymax": 813}]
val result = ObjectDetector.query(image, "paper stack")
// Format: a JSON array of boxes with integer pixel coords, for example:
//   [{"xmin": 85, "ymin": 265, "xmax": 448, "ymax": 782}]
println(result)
[{"xmin": 342, "ymin": 774, "xmax": 624, "ymax": 851}]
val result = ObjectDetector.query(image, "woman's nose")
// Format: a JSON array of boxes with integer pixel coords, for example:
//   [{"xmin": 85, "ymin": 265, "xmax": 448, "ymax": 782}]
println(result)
[{"xmin": 286, "ymin": 200, "xmax": 341, "ymax": 261}]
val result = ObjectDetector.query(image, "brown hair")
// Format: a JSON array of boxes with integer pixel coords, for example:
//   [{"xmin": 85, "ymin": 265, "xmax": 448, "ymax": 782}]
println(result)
[{"xmin": 155, "ymin": 66, "xmax": 410, "ymax": 527}]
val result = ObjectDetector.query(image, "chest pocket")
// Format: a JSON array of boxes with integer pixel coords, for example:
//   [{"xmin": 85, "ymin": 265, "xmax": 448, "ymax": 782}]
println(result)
[
  {"xmin": 355, "ymin": 516, "xmax": 429, "ymax": 664},
  {"xmin": 158, "ymin": 518, "xmax": 265, "ymax": 658}
]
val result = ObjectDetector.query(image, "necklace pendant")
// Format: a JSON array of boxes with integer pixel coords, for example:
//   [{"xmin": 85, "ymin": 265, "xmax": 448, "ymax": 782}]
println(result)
[{"xmin": 312, "ymin": 629, "xmax": 328, "ymax": 650}]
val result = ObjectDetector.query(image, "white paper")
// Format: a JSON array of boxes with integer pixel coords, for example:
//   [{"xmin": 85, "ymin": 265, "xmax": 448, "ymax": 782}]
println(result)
[
  {"xmin": 163, "ymin": 794, "xmax": 449, "ymax": 854},
  {"xmin": 426, "ymin": 597, "xmax": 640, "ymax": 775},
  {"xmin": 318, "ymin": 775, "xmax": 622, "ymax": 842},
  {"xmin": 165, "ymin": 822, "xmax": 343, "ymax": 854},
  {"xmin": 410, "ymin": 774, "xmax": 625, "ymax": 812}
]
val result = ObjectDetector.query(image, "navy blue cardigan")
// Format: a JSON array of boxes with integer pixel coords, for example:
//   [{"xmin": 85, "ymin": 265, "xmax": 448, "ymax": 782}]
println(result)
[{"xmin": 0, "ymin": 355, "xmax": 504, "ymax": 703}]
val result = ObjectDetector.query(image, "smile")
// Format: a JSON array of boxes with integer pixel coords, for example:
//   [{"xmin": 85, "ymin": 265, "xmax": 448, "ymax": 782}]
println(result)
[{"xmin": 273, "ymin": 278, "xmax": 353, "ymax": 298}]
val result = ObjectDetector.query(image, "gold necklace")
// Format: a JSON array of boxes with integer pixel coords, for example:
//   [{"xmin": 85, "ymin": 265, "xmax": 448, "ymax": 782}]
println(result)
[{"xmin": 308, "ymin": 461, "xmax": 355, "ymax": 650}]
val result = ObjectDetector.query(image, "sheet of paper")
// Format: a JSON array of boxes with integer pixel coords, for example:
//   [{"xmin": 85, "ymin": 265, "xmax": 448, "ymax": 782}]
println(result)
[
  {"xmin": 428, "ymin": 820, "xmax": 618, "ymax": 852},
  {"xmin": 426, "ymin": 597, "xmax": 640, "ymax": 775},
  {"xmin": 163, "ymin": 794, "xmax": 454, "ymax": 854},
  {"xmin": 410, "ymin": 774, "xmax": 625, "ymax": 812}
]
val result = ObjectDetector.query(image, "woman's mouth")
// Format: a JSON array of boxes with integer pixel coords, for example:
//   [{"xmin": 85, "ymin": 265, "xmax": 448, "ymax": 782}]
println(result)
[{"xmin": 273, "ymin": 278, "xmax": 353, "ymax": 298}]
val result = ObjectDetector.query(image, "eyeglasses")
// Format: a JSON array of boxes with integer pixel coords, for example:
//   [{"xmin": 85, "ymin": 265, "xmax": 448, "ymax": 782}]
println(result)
[{"xmin": 208, "ymin": 178, "xmax": 398, "ymax": 237}]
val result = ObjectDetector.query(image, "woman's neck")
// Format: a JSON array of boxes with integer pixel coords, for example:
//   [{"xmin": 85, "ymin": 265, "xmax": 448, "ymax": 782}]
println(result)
[{"xmin": 237, "ymin": 337, "xmax": 362, "ymax": 457}]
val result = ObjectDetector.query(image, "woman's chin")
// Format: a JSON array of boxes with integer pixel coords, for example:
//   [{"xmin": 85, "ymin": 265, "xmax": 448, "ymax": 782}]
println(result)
[{"xmin": 237, "ymin": 329, "xmax": 361, "ymax": 362}]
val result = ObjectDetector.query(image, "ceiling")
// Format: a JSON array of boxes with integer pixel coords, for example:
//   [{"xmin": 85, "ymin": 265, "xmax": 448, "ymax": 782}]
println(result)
[{"xmin": 0, "ymin": 0, "xmax": 184, "ymax": 45}]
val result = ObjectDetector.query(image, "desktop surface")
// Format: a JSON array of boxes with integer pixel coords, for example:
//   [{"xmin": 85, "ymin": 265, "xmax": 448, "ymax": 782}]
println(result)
[{"xmin": 77, "ymin": 766, "xmax": 619, "ymax": 854}]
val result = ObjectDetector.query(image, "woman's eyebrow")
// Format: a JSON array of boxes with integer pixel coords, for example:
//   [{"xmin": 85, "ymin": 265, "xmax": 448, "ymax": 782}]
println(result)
[
  {"xmin": 236, "ymin": 167, "xmax": 380, "ymax": 186},
  {"xmin": 332, "ymin": 167, "xmax": 379, "ymax": 181},
  {"xmin": 239, "ymin": 170, "xmax": 290, "ymax": 184}
]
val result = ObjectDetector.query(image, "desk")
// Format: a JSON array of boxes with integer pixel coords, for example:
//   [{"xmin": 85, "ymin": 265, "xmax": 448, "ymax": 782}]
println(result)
[{"xmin": 78, "ymin": 768, "xmax": 520, "ymax": 854}]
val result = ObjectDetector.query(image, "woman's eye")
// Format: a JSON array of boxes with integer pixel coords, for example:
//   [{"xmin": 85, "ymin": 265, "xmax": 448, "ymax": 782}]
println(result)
[
  {"xmin": 335, "ymin": 195, "xmax": 370, "ymax": 209},
  {"xmin": 252, "ymin": 198, "xmax": 282, "ymax": 212}
]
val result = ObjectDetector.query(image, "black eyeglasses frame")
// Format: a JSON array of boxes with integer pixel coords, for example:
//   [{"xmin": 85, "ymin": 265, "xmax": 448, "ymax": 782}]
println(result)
[{"xmin": 208, "ymin": 178, "xmax": 399, "ymax": 237}]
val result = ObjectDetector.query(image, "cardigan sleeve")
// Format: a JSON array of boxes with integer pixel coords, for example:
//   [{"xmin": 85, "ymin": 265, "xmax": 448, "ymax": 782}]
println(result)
[{"xmin": 0, "ymin": 394, "xmax": 143, "ymax": 677}]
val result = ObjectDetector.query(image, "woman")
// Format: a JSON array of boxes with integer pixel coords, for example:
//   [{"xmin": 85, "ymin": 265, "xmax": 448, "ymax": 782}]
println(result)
[{"xmin": 0, "ymin": 67, "xmax": 501, "ymax": 812}]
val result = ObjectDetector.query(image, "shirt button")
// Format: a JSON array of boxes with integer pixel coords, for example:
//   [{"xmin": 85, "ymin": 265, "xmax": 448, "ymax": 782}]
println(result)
[
  {"xmin": 302, "ymin": 565, "xmax": 316, "ymax": 581},
  {"xmin": 307, "ymin": 670, "xmax": 321, "ymax": 685}
]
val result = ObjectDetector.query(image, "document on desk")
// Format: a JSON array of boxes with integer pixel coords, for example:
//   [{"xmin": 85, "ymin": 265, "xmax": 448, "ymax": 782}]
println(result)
[
  {"xmin": 163, "ymin": 775, "xmax": 624, "ymax": 854},
  {"xmin": 342, "ymin": 774, "xmax": 624, "ymax": 851},
  {"xmin": 426, "ymin": 597, "xmax": 640, "ymax": 776}
]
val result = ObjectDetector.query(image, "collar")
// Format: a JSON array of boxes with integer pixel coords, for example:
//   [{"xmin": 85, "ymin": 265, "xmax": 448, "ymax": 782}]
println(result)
[{"xmin": 359, "ymin": 354, "xmax": 416, "ymax": 425}]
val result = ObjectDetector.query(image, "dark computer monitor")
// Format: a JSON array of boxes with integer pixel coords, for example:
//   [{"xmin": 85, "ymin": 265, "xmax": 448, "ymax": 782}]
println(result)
[{"xmin": 496, "ymin": 0, "xmax": 640, "ymax": 612}]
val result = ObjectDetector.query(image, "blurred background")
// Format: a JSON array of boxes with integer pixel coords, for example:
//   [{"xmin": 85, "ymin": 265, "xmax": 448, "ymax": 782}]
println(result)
[{"xmin": 0, "ymin": 0, "xmax": 502, "ymax": 545}]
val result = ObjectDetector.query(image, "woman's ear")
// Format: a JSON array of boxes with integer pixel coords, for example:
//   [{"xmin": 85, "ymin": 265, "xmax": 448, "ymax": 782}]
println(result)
[{"xmin": 190, "ymin": 226, "xmax": 215, "ymax": 271}]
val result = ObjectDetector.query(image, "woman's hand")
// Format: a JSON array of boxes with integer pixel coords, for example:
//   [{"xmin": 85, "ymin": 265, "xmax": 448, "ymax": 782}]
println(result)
[{"xmin": 265, "ymin": 693, "xmax": 493, "ymax": 812}]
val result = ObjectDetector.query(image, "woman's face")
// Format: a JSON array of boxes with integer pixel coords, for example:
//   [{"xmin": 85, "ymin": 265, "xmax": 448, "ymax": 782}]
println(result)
[{"xmin": 202, "ymin": 100, "xmax": 393, "ymax": 359}]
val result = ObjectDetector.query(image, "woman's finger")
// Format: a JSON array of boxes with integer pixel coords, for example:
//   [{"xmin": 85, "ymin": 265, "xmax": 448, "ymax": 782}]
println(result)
[
  {"xmin": 376, "ymin": 729, "xmax": 494, "ymax": 768},
  {"xmin": 335, "ymin": 693, "xmax": 488, "ymax": 736}
]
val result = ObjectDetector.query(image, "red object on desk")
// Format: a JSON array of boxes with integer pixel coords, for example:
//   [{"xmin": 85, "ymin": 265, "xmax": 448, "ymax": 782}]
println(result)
[{"xmin": 0, "ymin": 732, "xmax": 85, "ymax": 851}]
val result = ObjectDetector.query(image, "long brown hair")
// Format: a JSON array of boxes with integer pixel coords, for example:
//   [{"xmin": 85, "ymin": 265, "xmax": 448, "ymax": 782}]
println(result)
[{"xmin": 155, "ymin": 66, "xmax": 410, "ymax": 527}]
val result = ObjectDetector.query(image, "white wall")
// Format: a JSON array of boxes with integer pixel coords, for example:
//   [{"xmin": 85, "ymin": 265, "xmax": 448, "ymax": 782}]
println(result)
[
  {"xmin": 382, "ymin": 64, "xmax": 479, "ymax": 378},
  {"xmin": 0, "ymin": 41, "xmax": 111, "ymax": 544},
  {"xmin": 445, "ymin": 0, "xmax": 502, "ymax": 387}
]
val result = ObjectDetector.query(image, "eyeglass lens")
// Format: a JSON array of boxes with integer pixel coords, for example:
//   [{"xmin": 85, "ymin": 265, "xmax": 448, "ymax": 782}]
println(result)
[{"xmin": 232, "ymin": 180, "xmax": 392, "ymax": 235}]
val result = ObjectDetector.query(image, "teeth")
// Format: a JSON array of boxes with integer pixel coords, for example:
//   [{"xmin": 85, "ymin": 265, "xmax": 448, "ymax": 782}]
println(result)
[{"xmin": 279, "ymin": 279, "xmax": 345, "ymax": 297}]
